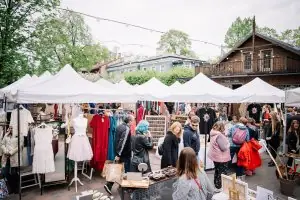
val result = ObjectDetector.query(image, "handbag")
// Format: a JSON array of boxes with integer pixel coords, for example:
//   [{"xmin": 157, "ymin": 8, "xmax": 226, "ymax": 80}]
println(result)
[{"xmin": 158, "ymin": 142, "xmax": 164, "ymax": 156}]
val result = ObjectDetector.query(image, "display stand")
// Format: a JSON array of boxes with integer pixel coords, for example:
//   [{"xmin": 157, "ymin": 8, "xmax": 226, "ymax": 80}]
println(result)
[
  {"xmin": 144, "ymin": 115, "xmax": 166, "ymax": 147},
  {"xmin": 81, "ymin": 161, "xmax": 93, "ymax": 180},
  {"xmin": 69, "ymin": 161, "xmax": 83, "ymax": 192}
]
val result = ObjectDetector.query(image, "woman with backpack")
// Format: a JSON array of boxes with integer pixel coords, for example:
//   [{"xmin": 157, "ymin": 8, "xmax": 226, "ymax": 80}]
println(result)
[
  {"xmin": 160, "ymin": 122, "xmax": 182, "ymax": 169},
  {"xmin": 227, "ymin": 117, "xmax": 250, "ymax": 178},
  {"xmin": 208, "ymin": 121, "xmax": 230, "ymax": 191}
]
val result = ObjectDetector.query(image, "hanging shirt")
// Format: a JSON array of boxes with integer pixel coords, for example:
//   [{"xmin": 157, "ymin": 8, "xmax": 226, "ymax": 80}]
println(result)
[
  {"xmin": 247, "ymin": 103, "xmax": 262, "ymax": 123},
  {"xmin": 9, "ymin": 108, "xmax": 34, "ymax": 137},
  {"xmin": 196, "ymin": 107, "xmax": 216, "ymax": 135},
  {"xmin": 90, "ymin": 114, "xmax": 110, "ymax": 170}
]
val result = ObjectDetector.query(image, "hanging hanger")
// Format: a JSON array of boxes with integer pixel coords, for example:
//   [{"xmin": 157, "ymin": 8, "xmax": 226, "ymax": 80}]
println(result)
[{"xmin": 37, "ymin": 122, "xmax": 50, "ymax": 129}]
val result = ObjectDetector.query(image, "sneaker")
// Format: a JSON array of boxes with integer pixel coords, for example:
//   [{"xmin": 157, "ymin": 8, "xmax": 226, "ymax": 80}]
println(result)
[
  {"xmin": 214, "ymin": 188, "xmax": 222, "ymax": 193},
  {"xmin": 245, "ymin": 170, "xmax": 253, "ymax": 176},
  {"xmin": 104, "ymin": 184, "xmax": 112, "ymax": 195}
]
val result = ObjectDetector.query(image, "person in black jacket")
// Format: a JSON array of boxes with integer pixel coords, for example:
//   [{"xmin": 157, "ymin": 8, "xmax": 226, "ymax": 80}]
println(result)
[
  {"xmin": 161, "ymin": 122, "xmax": 182, "ymax": 169},
  {"xmin": 267, "ymin": 111, "xmax": 281, "ymax": 167},
  {"xmin": 131, "ymin": 120, "xmax": 153, "ymax": 173},
  {"xmin": 104, "ymin": 115, "xmax": 134, "ymax": 195},
  {"xmin": 183, "ymin": 116, "xmax": 200, "ymax": 156},
  {"xmin": 286, "ymin": 120, "xmax": 300, "ymax": 167}
]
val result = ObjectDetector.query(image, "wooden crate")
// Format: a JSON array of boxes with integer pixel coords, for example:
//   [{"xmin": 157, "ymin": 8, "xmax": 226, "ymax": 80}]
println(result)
[{"xmin": 145, "ymin": 115, "xmax": 166, "ymax": 148}]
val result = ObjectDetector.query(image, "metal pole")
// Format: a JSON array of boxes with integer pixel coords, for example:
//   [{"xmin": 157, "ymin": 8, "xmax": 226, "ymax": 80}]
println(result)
[
  {"xmin": 17, "ymin": 104, "xmax": 21, "ymax": 200},
  {"xmin": 282, "ymin": 107, "xmax": 287, "ymax": 154},
  {"xmin": 3, "ymin": 96, "xmax": 7, "ymax": 133}
]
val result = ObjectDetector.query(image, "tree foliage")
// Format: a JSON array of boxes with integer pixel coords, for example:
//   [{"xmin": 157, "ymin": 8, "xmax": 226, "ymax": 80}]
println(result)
[
  {"xmin": 0, "ymin": 0, "xmax": 60, "ymax": 87},
  {"xmin": 157, "ymin": 29, "xmax": 196, "ymax": 57},
  {"xmin": 28, "ymin": 11, "xmax": 110, "ymax": 74},
  {"xmin": 224, "ymin": 17, "xmax": 253, "ymax": 48},
  {"xmin": 224, "ymin": 16, "xmax": 300, "ymax": 48},
  {"xmin": 124, "ymin": 67, "xmax": 194, "ymax": 86}
]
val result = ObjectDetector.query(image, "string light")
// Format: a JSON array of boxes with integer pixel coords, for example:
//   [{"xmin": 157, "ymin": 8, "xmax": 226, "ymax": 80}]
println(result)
[{"xmin": 58, "ymin": 7, "xmax": 226, "ymax": 48}]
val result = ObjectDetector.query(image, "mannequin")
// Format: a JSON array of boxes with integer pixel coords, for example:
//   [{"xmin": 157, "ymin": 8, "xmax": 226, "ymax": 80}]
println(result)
[{"xmin": 67, "ymin": 113, "xmax": 93, "ymax": 192}]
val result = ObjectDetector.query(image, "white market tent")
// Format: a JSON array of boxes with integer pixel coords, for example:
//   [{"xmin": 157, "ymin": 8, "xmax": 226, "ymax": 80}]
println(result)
[
  {"xmin": 163, "ymin": 73, "xmax": 234, "ymax": 103},
  {"xmin": 116, "ymin": 80, "xmax": 134, "ymax": 90},
  {"xmin": 286, "ymin": 87, "xmax": 300, "ymax": 107},
  {"xmin": 169, "ymin": 81, "xmax": 182, "ymax": 89},
  {"xmin": 135, "ymin": 77, "xmax": 171, "ymax": 101},
  {"xmin": 95, "ymin": 78, "xmax": 115, "ymax": 88},
  {"xmin": 0, "ymin": 74, "xmax": 32, "ymax": 99},
  {"xmin": 15, "ymin": 65, "xmax": 137, "ymax": 103},
  {"xmin": 232, "ymin": 77, "xmax": 285, "ymax": 103}
]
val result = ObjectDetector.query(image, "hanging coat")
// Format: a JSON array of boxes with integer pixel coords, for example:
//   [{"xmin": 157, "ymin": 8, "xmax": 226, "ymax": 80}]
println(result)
[
  {"xmin": 247, "ymin": 139, "xmax": 262, "ymax": 170},
  {"xmin": 237, "ymin": 139, "xmax": 262, "ymax": 170},
  {"xmin": 107, "ymin": 116, "xmax": 117, "ymax": 160}
]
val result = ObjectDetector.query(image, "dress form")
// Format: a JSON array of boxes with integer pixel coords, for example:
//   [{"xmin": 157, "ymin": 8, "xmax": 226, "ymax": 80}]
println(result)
[{"xmin": 68, "ymin": 114, "xmax": 85, "ymax": 192}]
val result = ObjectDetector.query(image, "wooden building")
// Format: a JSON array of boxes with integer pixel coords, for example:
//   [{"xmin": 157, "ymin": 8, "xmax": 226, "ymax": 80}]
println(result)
[{"xmin": 195, "ymin": 33, "xmax": 300, "ymax": 90}]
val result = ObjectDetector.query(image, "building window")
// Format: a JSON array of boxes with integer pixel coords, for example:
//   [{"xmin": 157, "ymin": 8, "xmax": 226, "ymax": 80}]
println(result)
[
  {"xmin": 243, "ymin": 52, "xmax": 252, "ymax": 71},
  {"xmin": 152, "ymin": 66, "xmax": 155, "ymax": 71},
  {"xmin": 160, "ymin": 65, "xmax": 165, "ymax": 72},
  {"xmin": 260, "ymin": 49, "xmax": 273, "ymax": 72},
  {"xmin": 143, "ymin": 67, "xmax": 147, "ymax": 71}
]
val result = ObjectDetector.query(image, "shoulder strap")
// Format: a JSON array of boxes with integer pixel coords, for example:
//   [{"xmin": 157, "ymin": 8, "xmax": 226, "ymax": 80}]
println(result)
[{"xmin": 194, "ymin": 178, "xmax": 203, "ymax": 191}]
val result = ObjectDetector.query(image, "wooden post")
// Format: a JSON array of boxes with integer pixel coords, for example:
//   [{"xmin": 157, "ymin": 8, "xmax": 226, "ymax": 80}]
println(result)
[{"xmin": 252, "ymin": 16, "xmax": 256, "ymax": 71}]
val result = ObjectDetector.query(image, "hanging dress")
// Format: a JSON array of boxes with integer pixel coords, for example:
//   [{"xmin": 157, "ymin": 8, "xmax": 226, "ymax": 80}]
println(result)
[
  {"xmin": 32, "ymin": 127, "xmax": 55, "ymax": 174},
  {"xmin": 67, "ymin": 116, "xmax": 93, "ymax": 162},
  {"xmin": 90, "ymin": 114, "xmax": 110, "ymax": 170},
  {"xmin": 107, "ymin": 116, "xmax": 117, "ymax": 160}
]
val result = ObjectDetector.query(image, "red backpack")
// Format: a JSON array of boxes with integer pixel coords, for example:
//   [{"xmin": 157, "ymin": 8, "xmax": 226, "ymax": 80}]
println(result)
[{"xmin": 232, "ymin": 128, "xmax": 247, "ymax": 145}]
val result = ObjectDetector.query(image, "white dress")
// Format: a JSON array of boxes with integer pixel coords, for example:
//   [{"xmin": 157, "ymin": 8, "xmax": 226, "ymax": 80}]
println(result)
[
  {"xmin": 67, "ymin": 116, "xmax": 93, "ymax": 162},
  {"xmin": 32, "ymin": 127, "xmax": 55, "ymax": 174}
]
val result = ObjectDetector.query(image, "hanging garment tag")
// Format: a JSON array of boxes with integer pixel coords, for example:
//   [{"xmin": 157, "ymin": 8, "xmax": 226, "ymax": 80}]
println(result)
[{"xmin": 102, "ymin": 118, "xmax": 104, "ymax": 123}]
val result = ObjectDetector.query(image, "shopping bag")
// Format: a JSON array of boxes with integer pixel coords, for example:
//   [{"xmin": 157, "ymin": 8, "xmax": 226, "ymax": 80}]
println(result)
[
  {"xmin": 101, "ymin": 160, "xmax": 113, "ymax": 178},
  {"xmin": 105, "ymin": 162, "xmax": 124, "ymax": 183}
]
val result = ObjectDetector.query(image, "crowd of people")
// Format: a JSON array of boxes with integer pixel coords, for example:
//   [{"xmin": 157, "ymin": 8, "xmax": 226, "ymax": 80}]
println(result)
[{"xmin": 103, "ymin": 106, "xmax": 300, "ymax": 199}]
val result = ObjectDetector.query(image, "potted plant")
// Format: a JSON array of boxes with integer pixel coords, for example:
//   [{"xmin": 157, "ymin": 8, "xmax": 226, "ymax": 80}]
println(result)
[{"xmin": 274, "ymin": 153, "xmax": 299, "ymax": 196}]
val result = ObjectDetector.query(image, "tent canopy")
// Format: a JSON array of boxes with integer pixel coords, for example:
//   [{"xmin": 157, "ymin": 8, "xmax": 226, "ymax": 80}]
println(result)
[
  {"xmin": 135, "ymin": 77, "xmax": 170, "ymax": 101},
  {"xmin": 116, "ymin": 80, "xmax": 134, "ymax": 90},
  {"xmin": 163, "ymin": 73, "xmax": 233, "ymax": 103},
  {"xmin": 233, "ymin": 77, "xmax": 285, "ymax": 103},
  {"xmin": 16, "ymin": 65, "xmax": 136, "ymax": 103},
  {"xmin": 1, "ymin": 74, "xmax": 32, "ymax": 94},
  {"xmin": 170, "ymin": 81, "xmax": 182, "ymax": 89},
  {"xmin": 95, "ymin": 78, "xmax": 115, "ymax": 88},
  {"xmin": 286, "ymin": 87, "xmax": 300, "ymax": 106}
]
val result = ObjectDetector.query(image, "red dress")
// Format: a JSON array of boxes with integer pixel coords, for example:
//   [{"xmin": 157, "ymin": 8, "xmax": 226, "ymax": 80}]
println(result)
[
  {"xmin": 90, "ymin": 114, "xmax": 110, "ymax": 170},
  {"xmin": 137, "ymin": 106, "xmax": 145, "ymax": 124}
]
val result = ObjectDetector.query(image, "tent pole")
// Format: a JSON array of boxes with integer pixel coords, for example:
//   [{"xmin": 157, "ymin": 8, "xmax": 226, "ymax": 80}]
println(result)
[
  {"xmin": 282, "ymin": 107, "xmax": 287, "ymax": 154},
  {"xmin": 17, "ymin": 104, "xmax": 21, "ymax": 200}
]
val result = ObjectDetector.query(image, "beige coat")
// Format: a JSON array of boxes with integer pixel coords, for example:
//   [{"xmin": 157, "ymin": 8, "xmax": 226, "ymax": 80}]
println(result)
[{"xmin": 1, "ymin": 133, "xmax": 23, "ymax": 168}]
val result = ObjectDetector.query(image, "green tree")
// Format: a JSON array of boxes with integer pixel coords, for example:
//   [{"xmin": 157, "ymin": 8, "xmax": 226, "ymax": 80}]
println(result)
[
  {"xmin": 0, "ymin": 0, "xmax": 60, "ymax": 87},
  {"xmin": 224, "ymin": 17, "xmax": 253, "ymax": 48},
  {"xmin": 157, "ymin": 29, "xmax": 196, "ymax": 57},
  {"xmin": 280, "ymin": 27, "xmax": 300, "ymax": 47},
  {"xmin": 124, "ymin": 67, "xmax": 194, "ymax": 85},
  {"xmin": 28, "ymin": 10, "xmax": 110, "ymax": 74},
  {"xmin": 225, "ymin": 17, "xmax": 300, "ymax": 48}
]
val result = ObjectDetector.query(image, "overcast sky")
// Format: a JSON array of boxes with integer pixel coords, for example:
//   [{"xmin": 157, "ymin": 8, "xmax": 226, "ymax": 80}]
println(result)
[{"xmin": 61, "ymin": 0, "xmax": 300, "ymax": 60}]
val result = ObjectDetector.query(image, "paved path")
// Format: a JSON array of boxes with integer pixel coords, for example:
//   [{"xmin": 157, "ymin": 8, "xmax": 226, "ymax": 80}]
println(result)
[{"xmin": 9, "ymin": 150, "xmax": 300, "ymax": 200}]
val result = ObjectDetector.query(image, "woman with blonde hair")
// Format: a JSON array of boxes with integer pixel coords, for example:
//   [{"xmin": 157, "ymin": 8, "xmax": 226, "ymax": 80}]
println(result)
[
  {"xmin": 208, "ymin": 121, "xmax": 230, "ymax": 190},
  {"xmin": 161, "ymin": 122, "xmax": 182, "ymax": 168},
  {"xmin": 173, "ymin": 147, "xmax": 214, "ymax": 200},
  {"xmin": 267, "ymin": 111, "xmax": 281, "ymax": 167}
]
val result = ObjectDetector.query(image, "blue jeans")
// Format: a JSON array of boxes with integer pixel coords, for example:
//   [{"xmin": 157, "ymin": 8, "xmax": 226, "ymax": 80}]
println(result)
[{"xmin": 230, "ymin": 146, "xmax": 244, "ymax": 176}]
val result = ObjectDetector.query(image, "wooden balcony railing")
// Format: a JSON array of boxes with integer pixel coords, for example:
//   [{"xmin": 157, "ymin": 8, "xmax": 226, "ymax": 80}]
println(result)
[{"xmin": 196, "ymin": 57, "xmax": 300, "ymax": 76}]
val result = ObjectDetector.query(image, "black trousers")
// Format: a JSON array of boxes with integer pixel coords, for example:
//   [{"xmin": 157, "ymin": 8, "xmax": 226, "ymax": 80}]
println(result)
[
  {"xmin": 2, "ymin": 158, "xmax": 19, "ymax": 194},
  {"xmin": 213, "ymin": 161, "xmax": 228, "ymax": 189}
]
